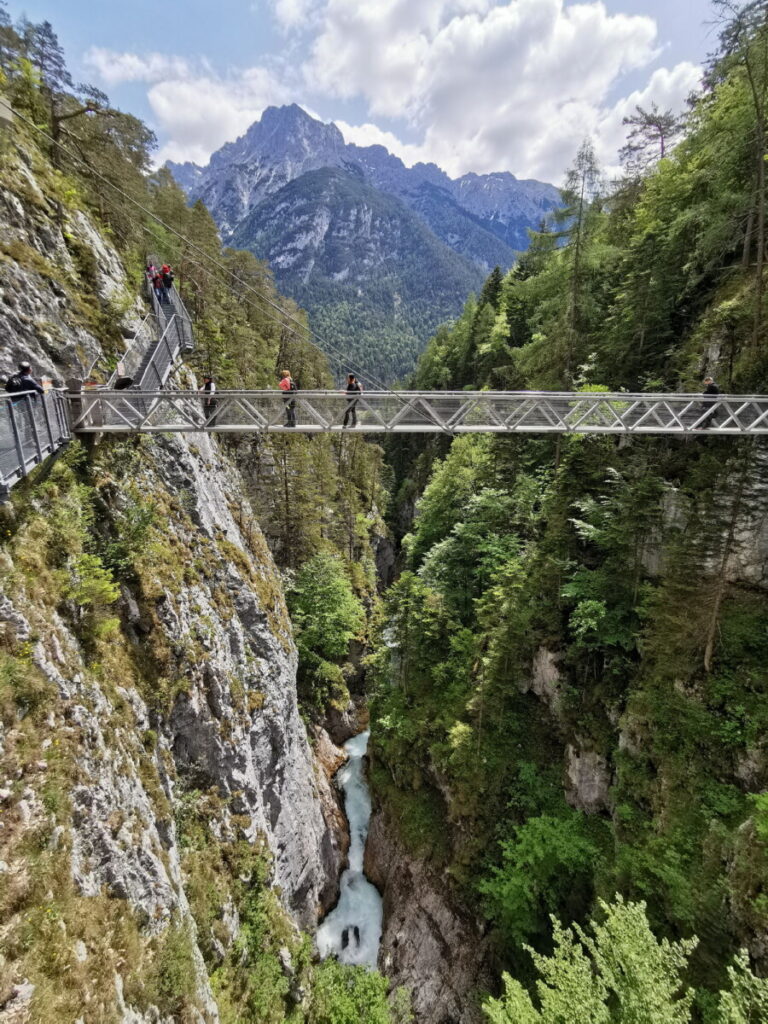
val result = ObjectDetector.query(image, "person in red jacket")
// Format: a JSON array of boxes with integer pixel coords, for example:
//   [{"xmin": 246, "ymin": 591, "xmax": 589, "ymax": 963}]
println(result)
[
  {"xmin": 279, "ymin": 369, "xmax": 297, "ymax": 427},
  {"xmin": 153, "ymin": 272, "xmax": 168, "ymax": 304}
]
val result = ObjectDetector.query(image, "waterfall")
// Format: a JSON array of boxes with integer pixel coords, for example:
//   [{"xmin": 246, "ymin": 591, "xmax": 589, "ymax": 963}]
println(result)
[{"xmin": 316, "ymin": 730, "xmax": 383, "ymax": 967}]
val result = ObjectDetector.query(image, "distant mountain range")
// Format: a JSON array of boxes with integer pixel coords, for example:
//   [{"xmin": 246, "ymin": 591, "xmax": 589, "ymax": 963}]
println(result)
[{"xmin": 168, "ymin": 105, "xmax": 559, "ymax": 381}]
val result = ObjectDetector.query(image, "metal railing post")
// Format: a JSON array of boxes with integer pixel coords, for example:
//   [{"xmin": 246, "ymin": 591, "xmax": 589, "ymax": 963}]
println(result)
[
  {"xmin": 27, "ymin": 395, "xmax": 43, "ymax": 461},
  {"xmin": 7, "ymin": 401, "xmax": 25, "ymax": 471},
  {"xmin": 41, "ymin": 392, "xmax": 55, "ymax": 452}
]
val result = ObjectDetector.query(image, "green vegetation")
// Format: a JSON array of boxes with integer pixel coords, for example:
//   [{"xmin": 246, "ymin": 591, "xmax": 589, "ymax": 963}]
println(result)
[
  {"xmin": 484, "ymin": 897, "xmax": 768, "ymax": 1024},
  {"xmin": 287, "ymin": 552, "xmax": 366, "ymax": 713},
  {"xmin": 371, "ymin": 2, "xmax": 768, "ymax": 1016}
]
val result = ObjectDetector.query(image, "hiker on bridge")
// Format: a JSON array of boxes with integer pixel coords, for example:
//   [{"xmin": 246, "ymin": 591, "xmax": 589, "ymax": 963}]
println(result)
[
  {"xmin": 5, "ymin": 361, "xmax": 45, "ymax": 443},
  {"xmin": 199, "ymin": 375, "xmax": 218, "ymax": 427},
  {"xmin": 161, "ymin": 264, "xmax": 174, "ymax": 290},
  {"xmin": 699, "ymin": 375, "xmax": 720, "ymax": 428},
  {"xmin": 279, "ymin": 369, "xmax": 297, "ymax": 427},
  {"xmin": 342, "ymin": 373, "xmax": 363, "ymax": 428}
]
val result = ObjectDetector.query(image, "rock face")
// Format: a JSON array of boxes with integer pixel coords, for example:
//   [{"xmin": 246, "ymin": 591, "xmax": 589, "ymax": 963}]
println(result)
[
  {"xmin": 364, "ymin": 808, "xmax": 493, "ymax": 1024},
  {"xmin": 167, "ymin": 104, "xmax": 559, "ymax": 261},
  {"xmin": 0, "ymin": 137, "xmax": 142, "ymax": 383},
  {"xmin": 0, "ymin": 428, "xmax": 346, "ymax": 1019},
  {"xmin": 229, "ymin": 164, "xmax": 485, "ymax": 380},
  {"xmin": 564, "ymin": 743, "xmax": 612, "ymax": 814},
  {"xmin": 0, "ymin": 139, "xmax": 346, "ymax": 1013}
]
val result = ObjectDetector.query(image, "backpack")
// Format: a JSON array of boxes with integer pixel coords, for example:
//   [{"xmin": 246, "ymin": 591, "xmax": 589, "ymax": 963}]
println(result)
[
  {"xmin": 290, "ymin": 379, "xmax": 299, "ymax": 391},
  {"xmin": 4, "ymin": 374, "xmax": 25, "ymax": 394}
]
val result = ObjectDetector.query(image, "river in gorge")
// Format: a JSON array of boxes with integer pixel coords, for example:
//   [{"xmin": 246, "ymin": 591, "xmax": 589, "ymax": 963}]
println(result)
[{"xmin": 316, "ymin": 730, "xmax": 383, "ymax": 967}]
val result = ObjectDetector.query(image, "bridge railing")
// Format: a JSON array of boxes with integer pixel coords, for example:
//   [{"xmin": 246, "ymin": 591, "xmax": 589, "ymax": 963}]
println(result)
[
  {"xmin": 65, "ymin": 389, "xmax": 768, "ymax": 435},
  {"xmin": 0, "ymin": 390, "xmax": 71, "ymax": 499},
  {"xmin": 146, "ymin": 271, "xmax": 194, "ymax": 355}
]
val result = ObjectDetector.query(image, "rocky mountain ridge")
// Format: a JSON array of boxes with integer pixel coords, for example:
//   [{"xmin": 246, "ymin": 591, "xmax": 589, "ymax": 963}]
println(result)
[
  {"xmin": 168, "ymin": 104, "xmax": 559, "ymax": 256},
  {"xmin": 167, "ymin": 104, "xmax": 559, "ymax": 381}
]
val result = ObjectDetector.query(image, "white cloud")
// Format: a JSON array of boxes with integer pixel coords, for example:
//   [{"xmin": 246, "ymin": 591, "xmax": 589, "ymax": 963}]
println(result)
[
  {"xmin": 596, "ymin": 61, "xmax": 702, "ymax": 174},
  {"xmin": 84, "ymin": 47, "xmax": 192, "ymax": 86},
  {"xmin": 271, "ymin": 0, "xmax": 321, "ymax": 29},
  {"xmin": 85, "ymin": 48, "xmax": 290, "ymax": 166},
  {"xmin": 335, "ymin": 120, "xmax": 428, "ymax": 166},
  {"xmin": 302, "ymin": 0, "xmax": 695, "ymax": 181},
  {"xmin": 151, "ymin": 67, "xmax": 291, "ymax": 165},
  {"xmin": 85, "ymin": 1, "xmax": 704, "ymax": 183}
]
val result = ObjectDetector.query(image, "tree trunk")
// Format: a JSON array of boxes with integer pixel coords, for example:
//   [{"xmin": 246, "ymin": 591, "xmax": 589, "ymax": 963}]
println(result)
[
  {"xmin": 743, "ymin": 203, "xmax": 755, "ymax": 268},
  {"xmin": 754, "ymin": 117, "xmax": 766, "ymax": 347}
]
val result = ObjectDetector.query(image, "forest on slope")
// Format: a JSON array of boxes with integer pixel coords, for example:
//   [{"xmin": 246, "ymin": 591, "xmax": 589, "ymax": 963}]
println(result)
[{"xmin": 371, "ymin": 2, "xmax": 768, "ymax": 1021}]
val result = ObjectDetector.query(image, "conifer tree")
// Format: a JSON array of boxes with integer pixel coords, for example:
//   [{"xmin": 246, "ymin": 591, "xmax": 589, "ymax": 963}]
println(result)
[{"xmin": 619, "ymin": 103, "xmax": 683, "ymax": 173}]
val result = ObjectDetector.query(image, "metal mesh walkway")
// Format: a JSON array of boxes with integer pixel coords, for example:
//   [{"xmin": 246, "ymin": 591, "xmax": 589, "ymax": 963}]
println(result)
[{"xmin": 66, "ymin": 389, "xmax": 768, "ymax": 435}]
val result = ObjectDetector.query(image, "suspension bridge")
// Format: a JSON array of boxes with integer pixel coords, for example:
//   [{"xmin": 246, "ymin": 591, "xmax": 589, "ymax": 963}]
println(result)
[{"xmin": 2, "ymin": 269, "xmax": 766, "ymax": 501}]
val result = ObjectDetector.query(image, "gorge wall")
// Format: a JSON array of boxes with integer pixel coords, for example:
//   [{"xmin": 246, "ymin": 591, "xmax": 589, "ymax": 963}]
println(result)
[{"xmin": 0, "ymin": 130, "xmax": 353, "ymax": 1022}]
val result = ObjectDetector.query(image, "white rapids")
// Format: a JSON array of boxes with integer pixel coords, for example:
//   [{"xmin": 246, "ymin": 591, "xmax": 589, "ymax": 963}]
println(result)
[{"xmin": 316, "ymin": 730, "xmax": 383, "ymax": 967}]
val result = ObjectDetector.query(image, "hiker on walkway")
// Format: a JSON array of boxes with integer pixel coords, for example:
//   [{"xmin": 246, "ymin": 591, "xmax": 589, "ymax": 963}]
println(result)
[
  {"xmin": 5, "ymin": 361, "xmax": 44, "ymax": 446},
  {"xmin": 161, "ymin": 265, "xmax": 174, "ymax": 291},
  {"xmin": 279, "ymin": 370, "xmax": 297, "ymax": 427},
  {"xmin": 342, "ymin": 373, "xmax": 362, "ymax": 428},
  {"xmin": 199, "ymin": 375, "xmax": 218, "ymax": 427},
  {"xmin": 152, "ymin": 271, "xmax": 168, "ymax": 305},
  {"xmin": 698, "ymin": 375, "xmax": 720, "ymax": 429}
]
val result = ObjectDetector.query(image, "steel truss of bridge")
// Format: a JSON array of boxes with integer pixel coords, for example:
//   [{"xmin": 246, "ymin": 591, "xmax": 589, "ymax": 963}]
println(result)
[{"xmin": 68, "ymin": 389, "xmax": 768, "ymax": 436}]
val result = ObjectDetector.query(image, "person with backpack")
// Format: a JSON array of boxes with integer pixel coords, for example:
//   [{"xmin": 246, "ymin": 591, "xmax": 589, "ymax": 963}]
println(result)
[
  {"xmin": 5, "ymin": 361, "xmax": 44, "ymax": 445},
  {"xmin": 153, "ymin": 271, "xmax": 168, "ymax": 305},
  {"xmin": 199, "ymin": 375, "xmax": 218, "ymax": 427},
  {"xmin": 341, "ymin": 373, "xmax": 363, "ymax": 428},
  {"xmin": 279, "ymin": 369, "xmax": 297, "ymax": 427},
  {"xmin": 161, "ymin": 264, "xmax": 174, "ymax": 291}
]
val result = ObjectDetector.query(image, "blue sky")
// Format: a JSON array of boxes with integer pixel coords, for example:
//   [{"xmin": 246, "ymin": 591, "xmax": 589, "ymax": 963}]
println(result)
[{"xmin": 9, "ymin": 0, "xmax": 718, "ymax": 182}]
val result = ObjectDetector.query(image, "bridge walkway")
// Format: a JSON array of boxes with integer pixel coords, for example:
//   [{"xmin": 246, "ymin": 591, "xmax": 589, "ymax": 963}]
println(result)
[{"xmin": 67, "ymin": 389, "xmax": 768, "ymax": 436}]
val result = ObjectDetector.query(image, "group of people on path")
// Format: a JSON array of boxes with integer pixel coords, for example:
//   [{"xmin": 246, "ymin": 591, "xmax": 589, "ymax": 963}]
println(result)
[{"xmin": 146, "ymin": 262, "xmax": 175, "ymax": 306}]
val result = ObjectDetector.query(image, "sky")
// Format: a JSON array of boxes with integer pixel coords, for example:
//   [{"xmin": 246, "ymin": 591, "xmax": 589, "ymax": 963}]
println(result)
[{"xmin": 10, "ymin": 0, "xmax": 719, "ymax": 184}]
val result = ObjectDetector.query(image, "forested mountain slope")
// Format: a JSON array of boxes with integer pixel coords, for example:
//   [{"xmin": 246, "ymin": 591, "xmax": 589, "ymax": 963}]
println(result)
[
  {"xmin": 369, "ymin": 4, "xmax": 768, "ymax": 1021},
  {"xmin": 230, "ymin": 166, "xmax": 487, "ymax": 382}
]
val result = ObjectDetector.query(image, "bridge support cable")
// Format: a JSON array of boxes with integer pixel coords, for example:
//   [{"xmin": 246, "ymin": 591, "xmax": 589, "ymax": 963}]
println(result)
[
  {"xmin": 0, "ymin": 391, "xmax": 72, "ymax": 500},
  {"xmin": 66, "ymin": 390, "xmax": 768, "ymax": 436}
]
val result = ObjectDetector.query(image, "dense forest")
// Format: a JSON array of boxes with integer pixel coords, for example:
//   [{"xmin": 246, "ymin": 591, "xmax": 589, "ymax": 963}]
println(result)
[{"xmin": 371, "ymin": 2, "xmax": 768, "ymax": 1020}]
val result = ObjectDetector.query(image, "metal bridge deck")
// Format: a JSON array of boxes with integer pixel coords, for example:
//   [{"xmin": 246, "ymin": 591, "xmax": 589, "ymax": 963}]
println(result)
[{"xmin": 68, "ymin": 389, "xmax": 768, "ymax": 436}]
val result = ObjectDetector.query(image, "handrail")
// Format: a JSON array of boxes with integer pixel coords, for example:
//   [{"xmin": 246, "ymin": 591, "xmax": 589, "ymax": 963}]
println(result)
[
  {"xmin": 137, "ymin": 314, "xmax": 185, "ymax": 390},
  {"xmin": 0, "ymin": 389, "xmax": 72, "ymax": 500}
]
